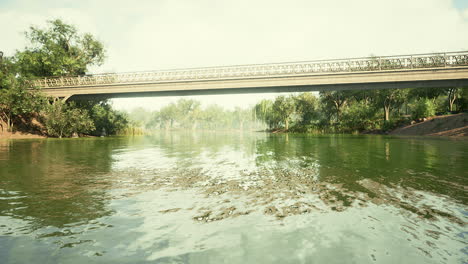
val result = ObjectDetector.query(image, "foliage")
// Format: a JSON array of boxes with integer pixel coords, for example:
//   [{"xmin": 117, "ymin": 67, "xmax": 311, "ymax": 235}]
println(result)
[
  {"xmin": 319, "ymin": 90, "xmax": 350, "ymax": 122},
  {"xmin": 255, "ymin": 99, "xmax": 278, "ymax": 129},
  {"xmin": 294, "ymin": 92, "xmax": 319, "ymax": 126},
  {"xmin": 459, "ymin": 87, "xmax": 468, "ymax": 112},
  {"xmin": 1, "ymin": 19, "xmax": 128, "ymax": 137},
  {"xmin": 272, "ymin": 95, "xmax": 296, "ymax": 130},
  {"xmin": 408, "ymin": 87, "xmax": 446, "ymax": 101},
  {"xmin": 175, "ymin": 99, "xmax": 202, "ymax": 129},
  {"xmin": 73, "ymin": 100, "xmax": 128, "ymax": 136},
  {"xmin": 15, "ymin": 19, "xmax": 105, "ymax": 77},
  {"xmin": 43, "ymin": 101, "xmax": 94, "ymax": 138},
  {"xmin": 127, "ymin": 99, "xmax": 259, "ymax": 131},
  {"xmin": 233, "ymin": 106, "xmax": 252, "ymax": 130},
  {"xmin": 374, "ymin": 88, "xmax": 408, "ymax": 121},
  {"xmin": 158, "ymin": 103, "xmax": 179, "ymax": 129},
  {"xmin": 447, "ymin": 87, "xmax": 461, "ymax": 112},
  {"xmin": 340, "ymin": 101, "xmax": 380, "ymax": 132},
  {"xmin": 411, "ymin": 98, "xmax": 436, "ymax": 120},
  {"xmin": 0, "ymin": 56, "xmax": 46, "ymax": 132}
]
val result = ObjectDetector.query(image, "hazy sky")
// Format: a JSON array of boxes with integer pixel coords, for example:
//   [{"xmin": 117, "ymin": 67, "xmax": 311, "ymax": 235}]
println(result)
[{"xmin": 1, "ymin": 0, "xmax": 467, "ymax": 111}]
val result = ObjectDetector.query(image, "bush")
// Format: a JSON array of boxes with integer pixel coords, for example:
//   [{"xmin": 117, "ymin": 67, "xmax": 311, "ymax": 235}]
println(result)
[
  {"xmin": 411, "ymin": 98, "xmax": 436, "ymax": 120},
  {"xmin": 43, "ymin": 101, "xmax": 94, "ymax": 138},
  {"xmin": 340, "ymin": 102, "xmax": 380, "ymax": 132}
]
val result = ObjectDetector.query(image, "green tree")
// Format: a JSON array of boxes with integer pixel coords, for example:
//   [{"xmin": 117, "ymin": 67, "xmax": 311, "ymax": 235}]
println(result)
[
  {"xmin": 459, "ymin": 87, "xmax": 468, "ymax": 112},
  {"xmin": 294, "ymin": 92, "xmax": 319, "ymax": 125},
  {"xmin": 408, "ymin": 87, "xmax": 446, "ymax": 102},
  {"xmin": 43, "ymin": 101, "xmax": 94, "ymax": 138},
  {"xmin": 411, "ymin": 98, "xmax": 436, "ymax": 120},
  {"xmin": 159, "ymin": 103, "xmax": 178, "ymax": 129},
  {"xmin": 319, "ymin": 90, "xmax": 350, "ymax": 122},
  {"xmin": 15, "ymin": 19, "xmax": 105, "ymax": 77},
  {"xmin": 447, "ymin": 87, "xmax": 461, "ymax": 112},
  {"xmin": 202, "ymin": 105, "xmax": 226, "ymax": 130},
  {"xmin": 340, "ymin": 101, "xmax": 380, "ymax": 132},
  {"xmin": 146, "ymin": 111, "xmax": 161, "ymax": 129},
  {"xmin": 0, "ymin": 55, "xmax": 46, "ymax": 132},
  {"xmin": 233, "ymin": 106, "xmax": 252, "ymax": 130},
  {"xmin": 374, "ymin": 89, "xmax": 408, "ymax": 121},
  {"xmin": 272, "ymin": 95, "xmax": 296, "ymax": 130},
  {"xmin": 175, "ymin": 99, "xmax": 202, "ymax": 129}
]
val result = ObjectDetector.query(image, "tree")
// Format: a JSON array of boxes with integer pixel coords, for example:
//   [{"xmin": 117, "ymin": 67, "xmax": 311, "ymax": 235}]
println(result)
[
  {"xmin": 255, "ymin": 99, "xmax": 273, "ymax": 123},
  {"xmin": 11, "ymin": 19, "xmax": 129, "ymax": 136},
  {"xmin": 233, "ymin": 106, "xmax": 252, "ymax": 130},
  {"xmin": 0, "ymin": 56, "xmax": 46, "ymax": 132},
  {"xmin": 412, "ymin": 98, "xmax": 436, "ymax": 120},
  {"xmin": 408, "ymin": 87, "xmax": 446, "ymax": 102},
  {"xmin": 175, "ymin": 99, "xmax": 202, "ymax": 129},
  {"xmin": 294, "ymin": 92, "xmax": 319, "ymax": 125},
  {"xmin": 374, "ymin": 89, "xmax": 408, "ymax": 121},
  {"xmin": 447, "ymin": 87, "xmax": 461, "ymax": 112},
  {"xmin": 319, "ymin": 90, "xmax": 350, "ymax": 122},
  {"xmin": 159, "ymin": 103, "xmax": 178, "ymax": 130},
  {"xmin": 43, "ymin": 101, "xmax": 94, "ymax": 138},
  {"xmin": 15, "ymin": 19, "xmax": 105, "ymax": 77},
  {"xmin": 202, "ymin": 105, "xmax": 226, "ymax": 130},
  {"xmin": 272, "ymin": 95, "xmax": 296, "ymax": 130},
  {"xmin": 340, "ymin": 101, "xmax": 380, "ymax": 132}
]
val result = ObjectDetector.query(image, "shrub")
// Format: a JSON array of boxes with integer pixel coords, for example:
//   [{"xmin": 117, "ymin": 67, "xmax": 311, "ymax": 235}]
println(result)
[
  {"xmin": 412, "ymin": 98, "xmax": 436, "ymax": 120},
  {"xmin": 340, "ymin": 102, "xmax": 380, "ymax": 132},
  {"xmin": 43, "ymin": 101, "xmax": 94, "ymax": 138}
]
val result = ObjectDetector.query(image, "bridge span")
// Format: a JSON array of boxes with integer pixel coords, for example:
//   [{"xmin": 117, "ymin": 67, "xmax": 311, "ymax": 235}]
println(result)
[{"xmin": 31, "ymin": 51, "xmax": 468, "ymax": 100}]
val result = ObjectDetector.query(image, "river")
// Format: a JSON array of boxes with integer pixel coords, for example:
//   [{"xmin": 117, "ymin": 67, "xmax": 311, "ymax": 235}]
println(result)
[{"xmin": 0, "ymin": 132, "xmax": 466, "ymax": 263}]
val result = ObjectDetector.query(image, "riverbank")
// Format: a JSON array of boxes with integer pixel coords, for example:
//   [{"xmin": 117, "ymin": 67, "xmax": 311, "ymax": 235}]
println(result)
[
  {"xmin": 0, "ymin": 131, "xmax": 46, "ymax": 139},
  {"xmin": 3, "ymin": 113, "xmax": 466, "ymax": 139},
  {"xmin": 389, "ymin": 113, "xmax": 468, "ymax": 137}
]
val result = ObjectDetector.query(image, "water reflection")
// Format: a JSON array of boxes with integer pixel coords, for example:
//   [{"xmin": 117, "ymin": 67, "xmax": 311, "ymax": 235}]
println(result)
[
  {"xmin": 0, "ymin": 133, "xmax": 466, "ymax": 263},
  {"xmin": 0, "ymin": 138, "xmax": 127, "ymax": 231}
]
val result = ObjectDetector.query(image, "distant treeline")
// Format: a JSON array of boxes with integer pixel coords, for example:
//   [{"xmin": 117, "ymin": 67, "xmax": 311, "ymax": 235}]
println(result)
[
  {"xmin": 254, "ymin": 88, "xmax": 468, "ymax": 133},
  {"xmin": 126, "ymin": 99, "xmax": 263, "ymax": 131},
  {"xmin": 126, "ymin": 87, "xmax": 468, "ymax": 134}
]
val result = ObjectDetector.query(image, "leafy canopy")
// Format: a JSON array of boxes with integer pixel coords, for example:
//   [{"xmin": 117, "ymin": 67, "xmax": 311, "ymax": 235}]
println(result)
[{"xmin": 15, "ymin": 19, "xmax": 105, "ymax": 77}]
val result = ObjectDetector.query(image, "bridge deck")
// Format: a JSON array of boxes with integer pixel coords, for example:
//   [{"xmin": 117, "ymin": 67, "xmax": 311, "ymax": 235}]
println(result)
[{"xmin": 30, "ymin": 51, "xmax": 468, "ymax": 99}]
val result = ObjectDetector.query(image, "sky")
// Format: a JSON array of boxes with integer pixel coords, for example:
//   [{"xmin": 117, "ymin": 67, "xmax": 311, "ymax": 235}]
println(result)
[{"xmin": 1, "ymin": 0, "xmax": 468, "ymax": 111}]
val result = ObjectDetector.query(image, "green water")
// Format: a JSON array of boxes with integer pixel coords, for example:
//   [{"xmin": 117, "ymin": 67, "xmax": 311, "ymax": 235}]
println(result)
[{"xmin": 0, "ymin": 132, "xmax": 467, "ymax": 263}]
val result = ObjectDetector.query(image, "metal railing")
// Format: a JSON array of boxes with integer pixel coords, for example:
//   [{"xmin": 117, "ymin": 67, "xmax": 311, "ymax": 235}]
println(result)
[{"xmin": 31, "ymin": 51, "xmax": 468, "ymax": 89}]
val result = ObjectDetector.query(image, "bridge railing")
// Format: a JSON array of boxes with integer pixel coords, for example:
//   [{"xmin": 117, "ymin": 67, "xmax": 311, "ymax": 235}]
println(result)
[{"xmin": 31, "ymin": 51, "xmax": 468, "ymax": 89}]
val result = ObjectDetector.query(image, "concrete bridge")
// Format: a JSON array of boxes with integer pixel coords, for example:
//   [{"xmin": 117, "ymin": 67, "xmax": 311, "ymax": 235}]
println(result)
[{"xmin": 31, "ymin": 51, "xmax": 468, "ymax": 100}]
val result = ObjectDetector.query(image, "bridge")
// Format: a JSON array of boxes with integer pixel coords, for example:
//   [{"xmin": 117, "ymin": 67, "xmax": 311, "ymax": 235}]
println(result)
[{"xmin": 31, "ymin": 51, "xmax": 468, "ymax": 100}]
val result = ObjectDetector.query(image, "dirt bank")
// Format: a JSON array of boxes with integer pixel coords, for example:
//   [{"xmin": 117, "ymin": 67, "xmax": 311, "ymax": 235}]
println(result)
[
  {"xmin": 0, "ymin": 131, "xmax": 46, "ymax": 139},
  {"xmin": 389, "ymin": 113, "xmax": 468, "ymax": 137}
]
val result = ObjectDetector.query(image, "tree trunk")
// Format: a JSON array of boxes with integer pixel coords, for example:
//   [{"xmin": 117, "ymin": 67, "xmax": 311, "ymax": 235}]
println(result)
[
  {"xmin": 384, "ymin": 105, "xmax": 390, "ymax": 121},
  {"xmin": 285, "ymin": 119, "xmax": 289, "ymax": 130},
  {"xmin": 449, "ymin": 95, "xmax": 456, "ymax": 112},
  {"xmin": 448, "ymin": 88, "xmax": 458, "ymax": 112}
]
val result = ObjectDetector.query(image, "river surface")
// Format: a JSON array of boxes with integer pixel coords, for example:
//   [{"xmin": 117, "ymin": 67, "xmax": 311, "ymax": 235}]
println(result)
[{"xmin": 0, "ymin": 132, "xmax": 467, "ymax": 263}]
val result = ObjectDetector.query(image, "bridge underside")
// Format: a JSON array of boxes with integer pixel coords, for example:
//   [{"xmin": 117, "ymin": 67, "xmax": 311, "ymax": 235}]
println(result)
[
  {"xmin": 38, "ymin": 67, "xmax": 468, "ymax": 100},
  {"xmin": 67, "ymin": 79, "xmax": 468, "ymax": 101}
]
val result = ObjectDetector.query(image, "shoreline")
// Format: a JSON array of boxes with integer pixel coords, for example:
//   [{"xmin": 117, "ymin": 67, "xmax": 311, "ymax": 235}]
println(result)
[
  {"xmin": 2, "ymin": 113, "xmax": 466, "ymax": 139},
  {"xmin": 0, "ymin": 131, "xmax": 46, "ymax": 139}
]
